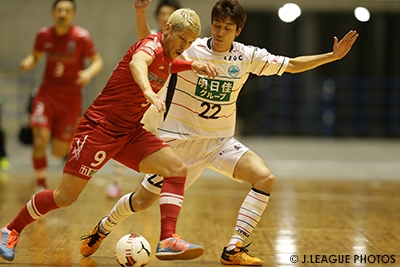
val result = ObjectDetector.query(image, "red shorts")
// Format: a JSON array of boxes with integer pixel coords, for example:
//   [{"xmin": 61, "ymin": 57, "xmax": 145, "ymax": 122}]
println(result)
[
  {"xmin": 30, "ymin": 91, "xmax": 81, "ymax": 142},
  {"xmin": 63, "ymin": 116, "xmax": 169, "ymax": 180}
]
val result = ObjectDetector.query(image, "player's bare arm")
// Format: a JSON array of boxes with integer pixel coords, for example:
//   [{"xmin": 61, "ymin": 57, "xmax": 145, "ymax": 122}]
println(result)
[
  {"xmin": 129, "ymin": 51, "xmax": 166, "ymax": 113},
  {"xmin": 135, "ymin": 0, "xmax": 152, "ymax": 40},
  {"xmin": 285, "ymin": 30, "xmax": 358, "ymax": 74},
  {"xmin": 135, "ymin": 0, "xmax": 152, "ymax": 12},
  {"xmin": 19, "ymin": 50, "xmax": 43, "ymax": 72},
  {"xmin": 76, "ymin": 53, "xmax": 104, "ymax": 86},
  {"xmin": 331, "ymin": 30, "xmax": 359, "ymax": 59}
]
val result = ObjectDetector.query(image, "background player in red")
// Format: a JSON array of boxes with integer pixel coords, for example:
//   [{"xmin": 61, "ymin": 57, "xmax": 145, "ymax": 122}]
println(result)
[
  {"xmin": 19, "ymin": 0, "xmax": 103, "ymax": 192},
  {"xmin": 0, "ymin": 7, "xmax": 218, "ymax": 263}
]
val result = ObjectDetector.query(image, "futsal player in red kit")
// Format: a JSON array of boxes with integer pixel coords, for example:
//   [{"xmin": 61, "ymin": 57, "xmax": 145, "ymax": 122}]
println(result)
[
  {"xmin": 19, "ymin": 0, "xmax": 103, "ymax": 192},
  {"xmin": 0, "ymin": 7, "xmax": 218, "ymax": 263}
]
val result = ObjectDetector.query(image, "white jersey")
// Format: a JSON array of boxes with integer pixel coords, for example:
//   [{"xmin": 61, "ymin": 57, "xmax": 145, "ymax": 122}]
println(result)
[{"xmin": 159, "ymin": 37, "xmax": 289, "ymax": 140}]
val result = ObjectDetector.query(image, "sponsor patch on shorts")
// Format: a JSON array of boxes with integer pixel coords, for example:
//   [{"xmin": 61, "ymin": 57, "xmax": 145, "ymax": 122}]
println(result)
[{"xmin": 79, "ymin": 164, "xmax": 98, "ymax": 178}]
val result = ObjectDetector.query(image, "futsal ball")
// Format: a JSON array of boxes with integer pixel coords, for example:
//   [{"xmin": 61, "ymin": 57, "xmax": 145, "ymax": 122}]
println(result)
[{"xmin": 115, "ymin": 234, "xmax": 151, "ymax": 266}]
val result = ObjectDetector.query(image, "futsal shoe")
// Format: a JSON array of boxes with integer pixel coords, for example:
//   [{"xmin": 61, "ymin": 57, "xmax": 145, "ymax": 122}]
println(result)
[
  {"xmin": 80, "ymin": 219, "xmax": 109, "ymax": 257},
  {"xmin": 220, "ymin": 242, "xmax": 263, "ymax": 265},
  {"xmin": 155, "ymin": 234, "xmax": 204, "ymax": 260},
  {"xmin": 0, "ymin": 226, "xmax": 19, "ymax": 261}
]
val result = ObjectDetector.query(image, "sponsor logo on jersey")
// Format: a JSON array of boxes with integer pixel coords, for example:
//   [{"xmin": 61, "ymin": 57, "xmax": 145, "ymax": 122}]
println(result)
[
  {"xmin": 145, "ymin": 41, "xmax": 159, "ymax": 50},
  {"xmin": 148, "ymin": 72, "xmax": 166, "ymax": 91},
  {"xmin": 224, "ymin": 54, "xmax": 243, "ymax": 61},
  {"xmin": 141, "ymin": 46, "xmax": 155, "ymax": 56},
  {"xmin": 195, "ymin": 77, "xmax": 233, "ymax": 101},
  {"xmin": 141, "ymin": 41, "xmax": 159, "ymax": 56}
]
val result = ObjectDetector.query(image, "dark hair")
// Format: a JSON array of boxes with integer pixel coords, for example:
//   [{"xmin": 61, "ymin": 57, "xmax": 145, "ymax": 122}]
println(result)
[
  {"xmin": 211, "ymin": 0, "xmax": 247, "ymax": 30},
  {"xmin": 155, "ymin": 0, "xmax": 181, "ymax": 17},
  {"xmin": 52, "ymin": 0, "xmax": 76, "ymax": 11}
]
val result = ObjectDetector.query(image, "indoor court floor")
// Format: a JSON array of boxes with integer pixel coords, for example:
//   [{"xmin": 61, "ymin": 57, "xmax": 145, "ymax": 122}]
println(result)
[{"xmin": 1, "ymin": 136, "xmax": 400, "ymax": 266}]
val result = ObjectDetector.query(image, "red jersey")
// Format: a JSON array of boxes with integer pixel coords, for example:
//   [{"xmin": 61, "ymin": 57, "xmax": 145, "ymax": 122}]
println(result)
[
  {"xmin": 34, "ymin": 25, "xmax": 97, "ymax": 98},
  {"xmin": 85, "ymin": 32, "xmax": 189, "ymax": 130}
]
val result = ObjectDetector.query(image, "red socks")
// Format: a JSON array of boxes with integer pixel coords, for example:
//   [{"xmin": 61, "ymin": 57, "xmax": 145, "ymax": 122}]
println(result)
[
  {"xmin": 32, "ymin": 157, "xmax": 47, "ymax": 170},
  {"xmin": 7, "ymin": 190, "xmax": 59, "ymax": 233},
  {"xmin": 159, "ymin": 176, "xmax": 185, "ymax": 240}
]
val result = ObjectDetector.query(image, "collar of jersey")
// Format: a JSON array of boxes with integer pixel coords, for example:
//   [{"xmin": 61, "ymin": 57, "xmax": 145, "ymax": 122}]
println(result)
[{"xmin": 207, "ymin": 38, "xmax": 233, "ymax": 53}]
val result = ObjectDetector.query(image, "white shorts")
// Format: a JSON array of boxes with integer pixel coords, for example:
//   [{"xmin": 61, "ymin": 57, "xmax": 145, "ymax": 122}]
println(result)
[{"xmin": 142, "ymin": 137, "xmax": 250, "ymax": 194}]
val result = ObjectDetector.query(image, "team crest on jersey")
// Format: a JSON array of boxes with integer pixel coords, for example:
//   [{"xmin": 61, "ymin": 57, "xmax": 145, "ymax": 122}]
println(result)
[
  {"xmin": 67, "ymin": 41, "xmax": 76, "ymax": 53},
  {"xmin": 227, "ymin": 64, "xmax": 240, "ymax": 78}
]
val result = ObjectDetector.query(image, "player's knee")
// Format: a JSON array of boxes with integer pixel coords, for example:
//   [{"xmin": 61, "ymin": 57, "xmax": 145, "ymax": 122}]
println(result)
[
  {"xmin": 53, "ymin": 188, "xmax": 79, "ymax": 208},
  {"xmin": 175, "ymin": 162, "xmax": 187, "ymax": 176},
  {"xmin": 51, "ymin": 144, "xmax": 69, "ymax": 158},
  {"xmin": 254, "ymin": 172, "xmax": 276, "ymax": 193},
  {"xmin": 264, "ymin": 172, "xmax": 276, "ymax": 186},
  {"xmin": 53, "ymin": 191, "xmax": 79, "ymax": 207},
  {"xmin": 161, "ymin": 161, "xmax": 187, "ymax": 178}
]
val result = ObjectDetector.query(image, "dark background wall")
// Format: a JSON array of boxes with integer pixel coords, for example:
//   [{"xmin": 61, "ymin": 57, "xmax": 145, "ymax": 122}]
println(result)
[{"xmin": 236, "ymin": 11, "xmax": 400, "ymax": 137}]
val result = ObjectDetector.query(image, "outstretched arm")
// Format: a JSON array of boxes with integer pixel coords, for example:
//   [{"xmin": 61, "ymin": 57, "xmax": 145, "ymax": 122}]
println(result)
[
  {"xmin": 285, "ymin": 30, "xmax": 359, "ymax": 74},
  {"xmin": 135, "ymin": 0, "xmax": 152, "ymax": 40}
]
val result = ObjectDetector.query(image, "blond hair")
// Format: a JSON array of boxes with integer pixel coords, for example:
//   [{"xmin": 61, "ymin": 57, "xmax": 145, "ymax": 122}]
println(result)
[{"xmin": 167, "ymin": 8, "xmax": 201, "ymax": 35}]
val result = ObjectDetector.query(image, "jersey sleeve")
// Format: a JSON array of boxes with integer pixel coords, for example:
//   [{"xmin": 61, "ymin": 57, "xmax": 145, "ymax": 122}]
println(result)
[
  {"xmin": 71, "ymin": 26, "xmax": 98, "ymax": 58},
  {"xmin": 81, "ymin": 30, "xmax": 97, "ymax": 58},
  {"xmin": 33, "ymin": 27, "xmax": 48, "ymax": 52},
  {"xmin": 248, "ymin": 46, "xmax": 289, "ymax": 76},
  {"xmin": 138, "ymin": 39, "xmax": 161, "ymax": 61}
]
